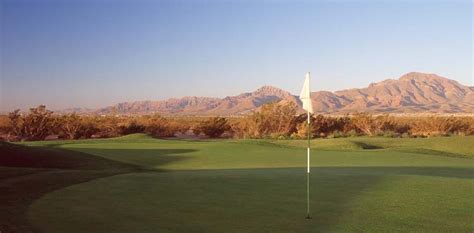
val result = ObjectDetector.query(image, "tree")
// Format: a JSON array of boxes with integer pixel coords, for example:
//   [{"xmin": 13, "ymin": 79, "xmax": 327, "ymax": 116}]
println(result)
[
  {"xmin": 8, "ymin": 105, "xmax": 58, "ymax": 140},
  {"xmin": 60, "ymin": 113, "xmax": 82, "ymax": 139},
  {"xmin": 8, "ymin": 109, "xmax": 22, "ymax": 137},
  {"xmin": 24, "ymin": 105, "xmax": 58, "ymax": 140}
]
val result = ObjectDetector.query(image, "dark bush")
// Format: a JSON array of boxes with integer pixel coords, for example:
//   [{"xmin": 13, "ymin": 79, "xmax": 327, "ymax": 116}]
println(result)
[
  {"xmin": 119, "ymin": 120, "xmax": 146, "ymax": 135},
  {"xmin": 194, "ymin": 117, "xmax": 231, "ymax": 138}
]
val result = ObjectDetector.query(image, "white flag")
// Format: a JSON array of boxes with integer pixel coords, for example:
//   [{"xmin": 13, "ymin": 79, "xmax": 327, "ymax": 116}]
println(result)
[{"xmin": 299, "ymin": 72, "xmax": 313, "ymax": 113}]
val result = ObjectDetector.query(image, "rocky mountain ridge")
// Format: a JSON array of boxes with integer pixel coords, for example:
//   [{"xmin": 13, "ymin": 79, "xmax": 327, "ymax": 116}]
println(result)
[{"xmin": 67, "ymin": 72, "xmax": 474, "ymax": 115}]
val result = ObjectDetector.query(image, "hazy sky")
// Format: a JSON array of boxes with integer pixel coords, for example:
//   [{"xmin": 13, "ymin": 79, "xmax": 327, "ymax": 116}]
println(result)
[{"xmin": 1, "ymin": 0, "xmax": 472, "ymax": 111}]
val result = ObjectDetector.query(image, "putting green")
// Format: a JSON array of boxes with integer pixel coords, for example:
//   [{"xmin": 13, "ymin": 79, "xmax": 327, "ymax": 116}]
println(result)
[{"xmin": 21, "ymin": 135, "xmax": 474, "ymax": 232}]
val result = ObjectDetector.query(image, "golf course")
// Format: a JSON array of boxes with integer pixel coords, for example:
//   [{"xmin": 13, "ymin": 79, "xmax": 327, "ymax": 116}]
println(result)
[{"xmin": 1, "ymin": 134, "xmax": 473, "ymax": 233}]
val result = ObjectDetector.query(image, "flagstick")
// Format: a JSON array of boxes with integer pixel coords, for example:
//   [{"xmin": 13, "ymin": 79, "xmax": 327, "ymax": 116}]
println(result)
[
  {"xmin": 300, "ymin": 71, "xmax": 313, "ymax": 219},
  {"xmin": 306, "ymin": 109, "xmax": 312, "ymax": 219}
]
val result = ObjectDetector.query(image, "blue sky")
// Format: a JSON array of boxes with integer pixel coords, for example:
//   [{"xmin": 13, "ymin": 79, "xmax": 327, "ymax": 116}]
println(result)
[{"xmin": 1, "ymin": 0, "xmax": 472, "ymax": 111}]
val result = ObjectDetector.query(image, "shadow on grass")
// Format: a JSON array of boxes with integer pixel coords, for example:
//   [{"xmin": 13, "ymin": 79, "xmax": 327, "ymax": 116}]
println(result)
[
  {"xmin": 350, "ymin": 141, "xmax": 383, "ymax": 150},
  {"xmin": 1, "ymin": 142, "xmax": 140, "ymax": 170},
  {"xmin": 56, "ymin": 148, "xmax": 197, "ymax": 171},
  {"xmin": 0, "ymin": 141, "xmax": 195, "ymax": 233}
]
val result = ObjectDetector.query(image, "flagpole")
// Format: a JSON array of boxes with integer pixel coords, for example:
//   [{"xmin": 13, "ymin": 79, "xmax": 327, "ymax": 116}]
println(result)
[
  {"xmin": 300, "ymin": 71, "xmax": 313, "ymax": 219},
  {"xmin": 306, "ymin": 73, "xmax": 312, "ymax": 220}
]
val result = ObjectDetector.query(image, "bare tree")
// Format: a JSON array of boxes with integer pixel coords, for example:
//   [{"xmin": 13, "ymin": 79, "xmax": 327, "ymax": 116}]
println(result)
[
  {"xmin": 8, "ymin": 109, "xmax": 22, "ymax": 138},
  {"xmin": 8, "ymin": 105, "xmax": 58, "ymax": 140},
  {"xmin": 60, "ymin": 113, "xmax": 82, "ymax": 139}
]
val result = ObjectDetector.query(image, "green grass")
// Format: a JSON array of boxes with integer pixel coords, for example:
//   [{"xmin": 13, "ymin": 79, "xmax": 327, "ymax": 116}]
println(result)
[
  {"xmin": 1, "ymin": 134, "xmax": 473, "ymax": 232},
  {"xmin": 278, "ymin": 136, "xmax": 474, "ymax": 157}
]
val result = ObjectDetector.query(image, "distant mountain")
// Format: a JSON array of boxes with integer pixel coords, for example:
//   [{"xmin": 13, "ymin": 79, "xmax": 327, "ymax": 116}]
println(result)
[
  {"xmin": 95, "ymin": 85, "xmax": 299, "ymax": 115},
  {"xmin": 316, "ymin": 72, "xmax": 474, "ymax": 113},
  {"xmin": 68, "ymin": 72, "xmax": 474, "ymax": 115}
]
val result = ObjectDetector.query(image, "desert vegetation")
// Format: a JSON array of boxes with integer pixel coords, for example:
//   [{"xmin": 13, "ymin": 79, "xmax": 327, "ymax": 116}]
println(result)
[{"xmin": 1, "ymin": 104, "xmax": 473, "ymax": 141}]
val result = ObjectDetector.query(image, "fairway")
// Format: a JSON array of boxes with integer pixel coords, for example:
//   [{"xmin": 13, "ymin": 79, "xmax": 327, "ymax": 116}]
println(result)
[{"xmin": 2, "ymin": 134, "xmax": 474, "ymax": 232}]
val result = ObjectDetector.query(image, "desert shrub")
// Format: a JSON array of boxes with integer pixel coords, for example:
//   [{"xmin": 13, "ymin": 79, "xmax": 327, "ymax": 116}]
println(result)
[
  {"xmin": 327, "ymin": 130, "xmax": 345, "ymax": 139},
  {"xmin": 468, "ymin": 118, "xmax": 474, "ymax": 135},
  {"xmin": 7, "ymin": 106, "xmax": 59, "ymax": 141},
  {"xmin": 7, "ymin": 109, "xmax": 23, "ymax": 138},
  {"xmin": 194, "ymin": 117, "xmax": 230, "ymax": 138},
  {"xmin": 75, "ymin": 117, "xmax": 100, "ymax": 139},
  {"xmin": 295, "ymin": 121, "xmax": 310, "ymax": 139},
  {"xmin": 350, "ymin": 113, "xmax": 397, "ymax": 137},
  {"xmin": 58, "ymin": 113, "xmax": 83, "ymax": 139},
  {"xmin": 229, "ymin": 117, "xmax": 251, "ymax": 138},
  {"xmin": 145, "ymin": 115, "xmax": 189, "ymax": 137},
  {"xmin": 57, "ymin": 114, "xmax": 108, "ymax": 139},
  {"xmin": 93, "ymin": 116, "xmax": 122, "ymax": 138},
  {"xmin": 393, "ymin": 122, "xmax": 410, "ymax": 135},
  {"xmin": 346, "ymin": 129, "xmax": 359, "ymax": 137},
  {"xmin": 237, "ymin": 102, "xmax": 298, "ymax": 138},
  {"xmin": 382, "ymin": 130, "xmax": 398, "ymax": 138},
  {"xmin": 4, "ymin": 103, "xmax": 474, "ymax": 141},
  {"xmin": 119, "ymin": 120, "xmax": 146, "ymax": 135},
  {"xmin": 410, "ymin": 117, "xmax": 470, "ymax": 137},
  {"xmin": 401, "ymin": 132, "xmax": 410, "ymax": 138},
  {"xmin": 269, "ymin": 132, "xmax": 289, "ymax": 140},
  {"xmin": 0, "ymin": 115, "xmax": 9, "ymax": 133},
  {"xmin": 312, "ymin": 115, "xmax": 352, "ymax": 137}
]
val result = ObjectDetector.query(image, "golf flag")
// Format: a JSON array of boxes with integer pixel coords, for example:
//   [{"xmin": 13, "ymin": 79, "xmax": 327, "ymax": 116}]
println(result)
[
  {"xmin": 300, "ymin": 72, "xmax": 313, "ymax": 219},
  {"xmin": 299, "ymin": 72, "xmax": 314, "ymax": 114}
]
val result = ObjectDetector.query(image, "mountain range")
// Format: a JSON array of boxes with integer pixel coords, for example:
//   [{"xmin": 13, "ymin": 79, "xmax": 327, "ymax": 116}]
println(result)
[{"xmin": 67, "ymin": 72, "xmax": 474, "ymax": 115}]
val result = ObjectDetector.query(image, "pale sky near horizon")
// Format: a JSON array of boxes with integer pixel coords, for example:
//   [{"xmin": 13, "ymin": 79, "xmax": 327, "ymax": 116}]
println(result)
[{"xmin": 1, "ymin": 0, "xmax": 473, "ymax": 111}]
